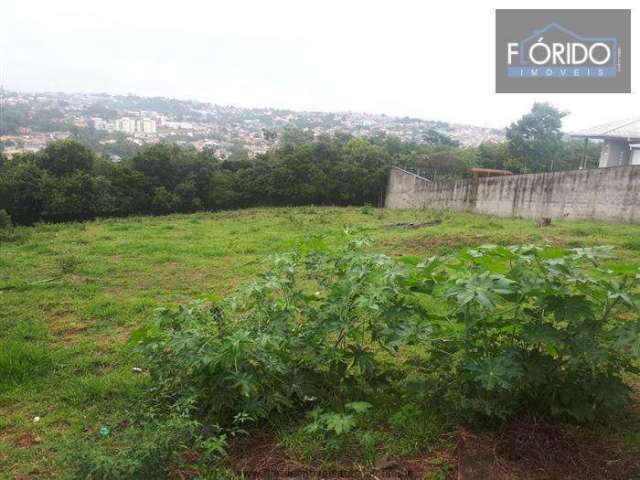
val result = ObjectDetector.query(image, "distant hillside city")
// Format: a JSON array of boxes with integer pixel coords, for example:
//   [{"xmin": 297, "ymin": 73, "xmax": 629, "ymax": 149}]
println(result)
[{"xmin": 0, "ymin": 90, "xmax": 504, "ymax": 161}]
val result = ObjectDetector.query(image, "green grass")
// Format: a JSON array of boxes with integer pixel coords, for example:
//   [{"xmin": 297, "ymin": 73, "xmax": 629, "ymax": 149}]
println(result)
[{"xmin": 1, "ymin": 206, "xmax": 640, "ymax": 478}]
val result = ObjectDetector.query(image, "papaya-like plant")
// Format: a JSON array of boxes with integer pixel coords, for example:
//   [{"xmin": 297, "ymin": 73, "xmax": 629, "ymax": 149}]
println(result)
[
  {"xmin": 407, "ymin": 244, "xmax": 640, "ymax": 421},
  {"xmin": 137, "ymin": 240, "xmax": 640, "ymax": 432}
]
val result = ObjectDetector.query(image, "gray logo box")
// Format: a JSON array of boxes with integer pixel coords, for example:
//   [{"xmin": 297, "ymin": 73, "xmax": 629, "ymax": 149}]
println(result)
[{"xmin": 495, "ymin": 10, "xmax": 630, "ymax": 93}]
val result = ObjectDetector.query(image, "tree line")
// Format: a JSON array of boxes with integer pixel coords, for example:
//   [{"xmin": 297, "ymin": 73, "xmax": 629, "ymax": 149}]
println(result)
[
  {"xmin": 0, "ymin": 134, "xmax": 392, "ymax": 225},
  {"xmin": 0, "ymin": 103, "xmax": 599, "ymax": 226}
]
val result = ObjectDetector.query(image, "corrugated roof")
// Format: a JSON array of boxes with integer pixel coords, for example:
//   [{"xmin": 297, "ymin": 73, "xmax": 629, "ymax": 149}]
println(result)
[{"xmin": 571, "ymin": 117, "xmax": 640, "ymax": 139}]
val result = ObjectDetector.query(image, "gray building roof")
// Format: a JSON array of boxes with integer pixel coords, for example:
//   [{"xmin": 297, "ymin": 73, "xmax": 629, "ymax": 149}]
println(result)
[{"xmin": 571, "ymin": 117, "xmax": 640, "ymax": 140}]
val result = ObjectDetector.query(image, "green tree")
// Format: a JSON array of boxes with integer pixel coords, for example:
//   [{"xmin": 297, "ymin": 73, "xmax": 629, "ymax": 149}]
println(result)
[
  {"xmin": 0, "ymin": 133, "xmax": 399, "ymax": 224},
  {"xmin": 131, "ymin": 144, "xmax": 186, "ymax": 190},
  {"xmin": 475, "ymin": 142, "xmax": 521, "ymax": 172},
  {"xmin": 174, "ymin": 174, "xmax": 202, "ymax": 212},
  {"xmin": 38, "ymin": 140, "xmax": 95, "ymax": 176},
  {"xmin": 42, "ymin": 171, "xmax": 107, "ymax": 222},
  {"xmin": 0, "ymin": 154, "xmax": 50, "ymax": 224},
  {"xmin": 97, "ymin": 162, "xmax": 153, "ymax": 216},
  {"xmin": 151, "ymin": 187, "xmax": 179, "ymax": 214},
  {"xmin": 208, "ymin": 170, "xmax": 241, "ymax": 209},
  {"xmin": 558, "ymin": 139, "xmax": 601, "ymax": 171},
  {"xmin": 400, "ymin": 146, "xmax": 474, "ymax": 180},
  {"xmin": 506, "ymin": 103, "xmax": 566, "ymax": 173}
]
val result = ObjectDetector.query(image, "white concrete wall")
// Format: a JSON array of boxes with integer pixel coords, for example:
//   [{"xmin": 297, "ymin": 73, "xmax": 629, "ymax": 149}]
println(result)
[{"xmin": 385, "ymin": 166, "xmax": 640, "ymax": 224}]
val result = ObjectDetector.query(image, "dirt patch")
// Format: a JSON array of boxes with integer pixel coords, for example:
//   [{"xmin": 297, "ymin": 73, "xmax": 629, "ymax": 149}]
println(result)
[
  {"xmin": 48, "ymin": 309, "xmax": 74, "ymax": 320},
  {"xmin": 14, "ymin": 432, "xmax": 41, "ymax": 449},
  {"xmin": 384, "ymin": 219, "xmax": 443, "ymax": 229},
  {"xmin": 106, "ymin": 287, "xmax": 126, "ymax": 297},
  {"xmin": 0, "ymin": 424, "xmax": 16, "ymax": 444},
  {"xmin": 68, "ymin": 275, "xmax": 96, "ymax": 285},
  {"xmin": 47, "ymin": 311, "xmax": 94, "ymax": 347},
  {"xmin": 95, "ymin": 329, "xmax": 130, "ymax": 351},
  {"xmin": 225, "ymin": 430, "xmax": 455, "ymax": 479},
  {"xmin": 541, "ymin": 235, "xmax": 582, "ymax": 247},
  {"xmin": 379, "ymin": 233, "xmax": 494, "ymax": 255},
  {"xmin": 222, "ymin": 419, "xmax": 639, "ymax": 480},
  {"xmin": 380, "ymin": 232, "xmax": 582, "ymax": 257},
  {"xmin": 50, "ymin": 324, "xmax": 90, "ymax": 347},
  {"xmin": 457, "ymin": 418, "xmax": 640, "ymax": 480}
]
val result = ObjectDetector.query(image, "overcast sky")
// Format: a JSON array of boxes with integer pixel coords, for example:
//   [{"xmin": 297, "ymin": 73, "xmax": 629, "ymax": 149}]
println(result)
[{"xmin": 1, "ymin": 0, "xmax": 638, "ymax": 131}]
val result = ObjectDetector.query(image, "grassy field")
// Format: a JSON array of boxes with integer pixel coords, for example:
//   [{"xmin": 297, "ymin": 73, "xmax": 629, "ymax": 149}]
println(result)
[{"xmin": 1, "ymin": 206, "xmax": 640, "ymax": 478}]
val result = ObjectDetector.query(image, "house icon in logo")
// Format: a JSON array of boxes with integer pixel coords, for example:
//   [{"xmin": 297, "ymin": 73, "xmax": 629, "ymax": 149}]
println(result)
[{"xmin": 514, "ymin": 23, "xmax": 617, "ymax": 68}]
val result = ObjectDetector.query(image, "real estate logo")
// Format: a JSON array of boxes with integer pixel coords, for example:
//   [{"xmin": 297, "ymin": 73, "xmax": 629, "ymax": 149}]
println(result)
[{"xmin": 496, "ymin": 10, "xmax": 630, "ymax": 93}]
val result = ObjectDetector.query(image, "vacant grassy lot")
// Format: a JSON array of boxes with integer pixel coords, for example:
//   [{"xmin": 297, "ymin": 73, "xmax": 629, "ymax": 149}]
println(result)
[{"xmin": 1, "ymin": 207, "xmax": 639, "ymax": 478}]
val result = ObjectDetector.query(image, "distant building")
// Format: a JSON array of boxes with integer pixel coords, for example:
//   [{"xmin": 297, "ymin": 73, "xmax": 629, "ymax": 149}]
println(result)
[
  {"xmin": 49, "ymin": 132, "xmax": 70, "ymax": 140},
  {"xmin": 135, "ymin": 118, "xmax": 156, "ymax": 134},
  {"xmin": 115, "ymin": 117, "xmax": 136, "ymax": 134},
  {"xmin": 572, "ymin": 118, "xmax": 640, "ymax": 168},
  {"xmin": 114, "ymin": 117, "xmax": 156, "ymax": 135},
  {"xmin": 92, "ymin": 118, "xmax": 108, "ymax": 130},
  {"xmin": 144, "ymin": 118, "xmax": 156, "ymax": 134}
]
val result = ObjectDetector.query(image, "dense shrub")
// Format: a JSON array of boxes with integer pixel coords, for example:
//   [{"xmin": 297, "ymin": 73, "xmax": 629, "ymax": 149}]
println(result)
[
  {"xmin": 0, "ymin": 208, "xmax": 11, "ymax": 229},
  {"xmin": 37, "ymin": 139, "xmax": 95, "ymax": 176},
  {"xmin": 137, "ymin": 241, "xmax": 640, "ymax": 433},
  {"xmin": 137, "ymin": 240, "xmax": 416, "ymax": 423},
  {"xmin": 408, "ymin": 245, "xmax": 640, "ymax": 421},
  {"xmin": 0, "ymin": 137, "xmax": 394, "ymax": 225},
  {"xmin": 0, "ymin": 156, "xmax": 50, "ymax": 225}
]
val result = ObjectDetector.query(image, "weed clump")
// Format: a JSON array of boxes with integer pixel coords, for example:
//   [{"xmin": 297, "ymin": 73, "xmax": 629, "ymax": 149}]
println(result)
[{"xmin": 56, "ymin": 254, "xmax": 81, "ymax": 274}]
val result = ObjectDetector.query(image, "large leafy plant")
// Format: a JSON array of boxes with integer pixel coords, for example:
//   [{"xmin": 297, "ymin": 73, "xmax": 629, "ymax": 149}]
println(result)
[
  {"xmin": 137, "ymin": 238, "xmax": 423, "ymax": 424},
  {"xmin": 137, "ymin": 240, "xmax": 640, "ymax": 430},
  {"xmin": 408, "ymin": 244, "xmax": 640, "ymax": 421}
]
